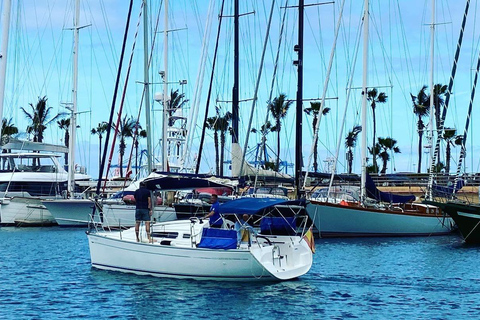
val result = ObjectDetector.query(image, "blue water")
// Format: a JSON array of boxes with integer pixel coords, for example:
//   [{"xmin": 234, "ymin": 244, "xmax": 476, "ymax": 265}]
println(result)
[{"xmin": 1, "ymin": 227, "xmax": 479, "ymax": 319}]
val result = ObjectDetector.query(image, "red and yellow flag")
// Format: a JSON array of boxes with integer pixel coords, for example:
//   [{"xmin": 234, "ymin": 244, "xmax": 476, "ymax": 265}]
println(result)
[{"xmin": 303, "ymin": 227, "xmax": 315, "ymax": 254}]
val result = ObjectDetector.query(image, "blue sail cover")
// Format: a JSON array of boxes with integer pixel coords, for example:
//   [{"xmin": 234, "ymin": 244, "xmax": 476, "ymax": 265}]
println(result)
[
  {"xmin": 143, "ymin": 172, "xmax": 237, "ymax": 191},
  {"xmin": 217, "ymin": 197, "xmax": 305, "ymax": 216},
  {"xmin": 366, "ymin": 173, "xmax": 415, "ymax": 203}
]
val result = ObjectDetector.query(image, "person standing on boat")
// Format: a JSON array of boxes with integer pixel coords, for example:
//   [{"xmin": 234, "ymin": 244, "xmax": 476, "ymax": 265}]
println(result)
[
  {"xmin": 134, "ymin": 181, "xmax": 152, "ymax": 242},
  {"xmin": 204, "ymin": 194, "xmax": 222, "ymax": 227}
]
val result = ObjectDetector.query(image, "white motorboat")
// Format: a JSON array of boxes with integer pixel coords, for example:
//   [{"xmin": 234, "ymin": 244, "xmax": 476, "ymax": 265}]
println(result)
[
  {"xmin": 0, "ymin": 151, "xmax": 90, "ymax": 226},
  {"xmin": 87, "ymin": 197, "xmax": 313, "ymax": 281}
]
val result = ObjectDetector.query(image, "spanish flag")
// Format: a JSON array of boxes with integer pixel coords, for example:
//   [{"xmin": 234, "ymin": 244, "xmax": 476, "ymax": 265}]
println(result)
[{"xmin": 303, "ymin": 227, "xmax": 315, "ymax": 254}]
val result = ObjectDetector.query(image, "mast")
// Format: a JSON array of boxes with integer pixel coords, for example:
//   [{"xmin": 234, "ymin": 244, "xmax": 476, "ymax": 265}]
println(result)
[
  {"xmin": 427, "ymin": 0, "xmax": 469, "ymax": 199},
  {"xmin": 162, "ymin": 0, "xmax": 169, "ymax": 172},
  {"xmin": 67, "ymin": 0, "xmax": 80, "ymax": 196},
  {"xmin": 232, "ymin": 0, "xmax": 239, "ymax": 145},
  {"xmin": 143, "ymin": 0, "xmax": 153, "ymax": 173},
  {"xmin": 0, "ymin": 0, "xmax": 11, "ymax": 122},
  {"xmin": 360, "ymin": 0, "xmax": 369, "ymax": 201},
  {"xmin": 295, "ymin": 0, "xmax": 304, "ymax": 198},
  {"xmin": 195, "ymin": 0, "xmax": 225, "ymax": 174},
  {"xmin": 426, "ymin": 0, "xmax": 435, "ymax": 200}
]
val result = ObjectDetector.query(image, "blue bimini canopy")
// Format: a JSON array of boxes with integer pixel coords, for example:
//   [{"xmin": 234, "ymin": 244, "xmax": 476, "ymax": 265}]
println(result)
[{"xmin": 217, "ymin": 197, "xmax": 305, "ymax": 216}]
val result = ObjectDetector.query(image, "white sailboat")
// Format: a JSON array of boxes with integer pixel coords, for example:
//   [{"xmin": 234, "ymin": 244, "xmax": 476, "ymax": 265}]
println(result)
[
  {"xmin": 87, "ymin": 0, "xmax": 313, "ymax": 281},
  {"xmin": 305, "ymin": 0, "xmax": 453, "ymax": 237},
  {"xmin": 88, "ymin": 195, "xmax": 312, "ymax": 281}
]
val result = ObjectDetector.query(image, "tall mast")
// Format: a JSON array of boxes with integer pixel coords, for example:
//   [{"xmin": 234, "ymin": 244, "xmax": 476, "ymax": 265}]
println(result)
[
  {"xmin": 360, "ymin": 0, "xmax": 369, "ymax": 201},
  {"xmin": 0, "ymin": 0, "xmax": 11, "ymax": 122},
  {"xmin": 295, "ymin": 0, "xmax": 304, "ymax": 198},
  {"xmin": 68, "ymin": 0, "xmax": 80, "ymax": 195},
  {"xmin": 427, "ymin": 0, "xmax": 469, "ymax": 198},
  {"xmin": 232, "ymin": 0, "xmax": 239, "ymax": 145},
  {"xmin": 143, "ymin": 0, "xmax": 152, "ymax": 173},
  {"xmin": 162, "ymin": 0, "xmax": 169, "ymax": 172},
  {"xmin": 426, "ymin": 0, "xmax": 435, "ymax": 200}
]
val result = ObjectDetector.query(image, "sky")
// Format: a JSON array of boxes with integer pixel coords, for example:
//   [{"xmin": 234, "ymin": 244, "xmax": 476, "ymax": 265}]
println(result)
[{"xmin": 1, "ymin": 0, "xmax": 480, "ymax": 180}]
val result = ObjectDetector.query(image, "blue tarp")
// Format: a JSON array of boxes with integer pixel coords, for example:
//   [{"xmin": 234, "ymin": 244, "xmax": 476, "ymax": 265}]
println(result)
[
  {"xmin": 217, "ymin": 197, "xmax": 305, "ymax": 216},
  {"xmin": 366, "ymin": 173, "xmax": 415, "ymax": 203},
  {"xmin": 432, "ymin": 179, "xmax": 464, "ymax": 197},
  {"xmin": 197, "ymin": 228, "xmax": 237, "ymax": 249}
]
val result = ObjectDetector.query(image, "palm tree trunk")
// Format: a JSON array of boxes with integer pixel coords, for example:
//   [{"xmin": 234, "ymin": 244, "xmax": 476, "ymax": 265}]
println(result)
[
  {"xmin": 64, "ymin": 131, "xmax": 69, "ymax": 170},
  {"xmin": 313, "ymin": 116, "xmax": 318, "ymax": 172},
  {"xmin": 98, "ymin": 136, "xmax": 102, "ymax": 176},
  {"xmin": 276, "ymin": 120, "xmax": 281, "ymax": 171},
  {"xmin": 445, "ymin": 143, "xmax": 451, "ymax": 174},
  {"xmin": 417, "ymin": 131, "xmax": 423, "ymax": 173},
  {"xmin": 381, "ymin": 160, "xmax": 387, "ymax": 174},
  {"xmin": 119, "ymin": 153, "xmax": 124, "ymax": 177},
  {"xmin": 347, "ymin": 149, "xmax": 353, "ymax": 174},
  {"xmin": 220, "ymin": 131, "xmax": 225, "ymax": 176},
  {"xmin": 262, "ymin": 135, "xmax": 268, "ymax": 166},
  {"xmin": 214, "ymin": 131, "xmax": 219, "ymax": 175},
  {"xmin": 135, "ymin": 141, "xmax": 138, "ymax": 176},
  {"xmin": 372, "ymin": 110, "xmax": 377, "ymax": 172},
  {"xmin": 417, "ymin": 118, "xmax": 423, "ymax": 173}
]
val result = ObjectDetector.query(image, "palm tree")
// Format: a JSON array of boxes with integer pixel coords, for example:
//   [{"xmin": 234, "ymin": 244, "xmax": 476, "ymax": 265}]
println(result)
[
  {"xmin": 411, "ymin": 86, "xmax": 430, "ymax": 173},
  {"xmin": 1, "ymin": 118, "xmax": 18, "ymax": 170},
  {"xmin": 441, "ymin": 128, "xmax": 462, "ymax": 175},
  {"xmin": 367, "ymin": 88, "xmax": 388, "ymax": 173},
  {"xmin": 167, "ymin": 89, "xmax": 189, "ymax": 126},
  {"xmin": 57, "ymin": 118, "xmax": 70, "ymax": 169},
  {"xmin": 376, "ymin": 137, "xmax": 401, "ymax": 174},
  {"xmin": 1, "ymin": 117, "xmax": 19, "ymax": 143},
  {"xmin": 268, "ymin": 93, "xmax": 293, "ymax": 171},
  {"xmin": 91, "ymin": 122, "xmax": 109, "ymax": 176},
  {"xmin": 116, "ymin": 115, "xmax": 136, "ymax": 177},
  {"xmin": 205, "ymin": 116, "xmax": 220, "ymax": 175},
  {"xmin": 429, "ymin": 84, "xmax": 447, "ymax": 132},
  {"xmin": 134, "ymin": 128, "xmax": 147, "ymax": 177},
  {"xmin": 216, "ymin": 111, "xmax": 232, "ymax": 176},
  {"xmin": 251, "ymin": 120, "xmax": 273, "ymax": 169},
  {"xmin": 345, "ymin": 125, "xmax": 362, "ymax": 174},
  {"xmin": 304, "ymin": 101, "xmax": 331, "ymax": 172},
  {"xmin": 21, "ymin": 96, "xmax": 63, "ymax": 143}
]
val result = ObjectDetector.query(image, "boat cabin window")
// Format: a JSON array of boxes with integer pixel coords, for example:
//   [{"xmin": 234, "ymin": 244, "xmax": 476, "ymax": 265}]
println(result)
[{"xmin": 0, "ymin": 155, "xmax": 58, "ymax": 173}]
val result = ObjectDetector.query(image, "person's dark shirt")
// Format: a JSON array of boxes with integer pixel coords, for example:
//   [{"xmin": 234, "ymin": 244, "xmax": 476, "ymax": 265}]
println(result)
[{"xmin": 134, "ymin": 187, "xmax": 150, "ymax": 209}]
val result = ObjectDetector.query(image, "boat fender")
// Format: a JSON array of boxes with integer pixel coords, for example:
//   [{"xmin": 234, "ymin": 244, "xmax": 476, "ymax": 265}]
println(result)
[{"xmin": 340, "ymin": 200, "xmax": 349, "ymax": 206}]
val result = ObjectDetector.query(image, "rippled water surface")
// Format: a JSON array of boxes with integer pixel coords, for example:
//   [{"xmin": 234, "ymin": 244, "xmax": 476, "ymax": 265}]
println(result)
[{"xmin": 1, "ymin": 227, "xmax": 479, "ymax": 319}]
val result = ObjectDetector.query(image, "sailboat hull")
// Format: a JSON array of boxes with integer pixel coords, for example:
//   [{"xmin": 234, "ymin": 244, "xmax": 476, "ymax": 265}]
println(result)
[
  {"xmin": 43, "ymin": 199, "xmax": 177, "ymax": 227},
  {"xmin": 425, "ymin": 201, "xmax": 480, "ymax": 243},
  {"xmin": 307, "ymin": 201, "xmax": 453, "ymax": 237},
  {"xmin": 87, "ymin": 220, "xmax": 312, "ymax": 281}
]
